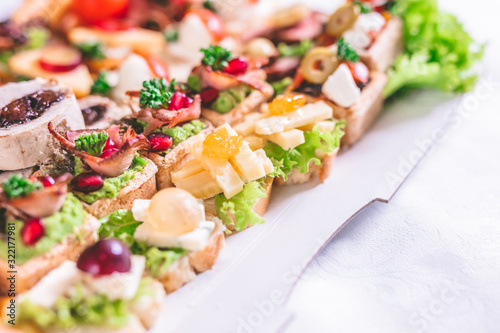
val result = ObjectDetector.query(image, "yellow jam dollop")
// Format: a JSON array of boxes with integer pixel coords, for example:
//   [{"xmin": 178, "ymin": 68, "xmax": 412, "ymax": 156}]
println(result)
[
  {"xmin": 203, "ymin": 127, "xmax": 243, "ymax": 160},
  {"xmin": 268, "ymin": 94, "xmax": 306, "ymax": 115}
]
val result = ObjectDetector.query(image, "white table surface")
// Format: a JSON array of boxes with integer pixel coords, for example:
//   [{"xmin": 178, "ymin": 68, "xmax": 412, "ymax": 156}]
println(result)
[{"xmin": 283, "ymin": 1, "xmax": 500, "ymax": 332}]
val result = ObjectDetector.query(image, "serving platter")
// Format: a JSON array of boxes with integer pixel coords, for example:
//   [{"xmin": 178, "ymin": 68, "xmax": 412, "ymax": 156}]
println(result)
[{"xmin": 152, "ymin": 88, "xmax": 461, "ymax": 332}]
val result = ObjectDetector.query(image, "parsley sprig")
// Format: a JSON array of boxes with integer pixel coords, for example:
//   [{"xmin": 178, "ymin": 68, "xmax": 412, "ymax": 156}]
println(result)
[
  {"xmin": 337, "ymin": 38, "xmax": 360, "ymax": 62},
  {"xmin": 76, "ymin": 42, "xmax": 105, "ymax": 60},
  {"xmin": 201, "ymin": 45, "xmax": 232, "ymax": 71},
  {"xmin": 354, "ymin": 0, "xmax": 372, "ymax": 13},
  {"xmin": 75, "ymin": 132, "xmax": 109, "ymax": 156},
  {"xmin": 1, "ymin": 175, "xmax": 42, "ymax": 199},
  {"xmin": 91, "ymin": 72, "xmax": 112, "ymax": 95},
  {"xmin": 139, "ymin": 78, "xmax": 178, "ymax": 109}
]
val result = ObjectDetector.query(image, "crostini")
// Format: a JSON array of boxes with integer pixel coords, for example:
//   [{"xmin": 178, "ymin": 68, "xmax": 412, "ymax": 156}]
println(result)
[
  {"xmin": 186, "ymin": 45, "xmax": 274, "ymax": 127},
  {"xmin": 13, "ymin": 239, "xmax": 164, "ymax": 332},
  {"xmin": 0, "ymin": 174, "xmax": 99, "ymax": 294},
  {"xmin": 46, "ymin": 123, "xmax": 157, "ymax": 219},
  {"xmin": 99, "ymin": 188, "xmax": 225, "ymax": 293},
  {"xmin": 170, "ymin": 124, "xmax": 276, "ymax": 232}
]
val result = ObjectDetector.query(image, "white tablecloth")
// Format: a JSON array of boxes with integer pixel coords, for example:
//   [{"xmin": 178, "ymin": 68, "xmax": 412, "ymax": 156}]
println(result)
[{"xmin": 284, "ymin": 1, "xmax": 500, "ymax": 332}]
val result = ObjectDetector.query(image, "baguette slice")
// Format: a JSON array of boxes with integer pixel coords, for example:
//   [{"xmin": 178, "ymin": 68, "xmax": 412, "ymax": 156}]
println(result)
[
  {"xmin": 201, "ymin": 82, "xmax": 274, "ymax": 127},
  {"xmin": 275, "ymin": 148, "xmax": 339, "ymax": 186},
  {"xmin": 204, "ymin": 176, "xmax": 273, "ymax": 232},
  {"xmin": 326, "ymin": 71, "xmax": 388, "ymax": 147},
  {"xmin": 156, "ymin": 217, "xmax": 225, "ymax": 293},
  {"xmin": 81, "ymin": 158, "xmax": 158, "ymax": 219},
  {"xmin": 143, "ymin": 125, "xmax": 214, "ymax": 190},
  {"xmin": 360, "ymin": 18, "xmax": 404, "ymax": 72},
  {"xmin": 0, "ymin": 214, "xmax": 100, "ymax": 295}
]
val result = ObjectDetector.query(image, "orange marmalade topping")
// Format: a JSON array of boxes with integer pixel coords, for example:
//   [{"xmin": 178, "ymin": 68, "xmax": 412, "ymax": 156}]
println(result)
[
  {"xmin": 203, "ymin": 127, "xmax": 243, "ymax": 160},
  {"xmin": 268, "ymin": 94, "xmax": 306, "ymax": 116}
]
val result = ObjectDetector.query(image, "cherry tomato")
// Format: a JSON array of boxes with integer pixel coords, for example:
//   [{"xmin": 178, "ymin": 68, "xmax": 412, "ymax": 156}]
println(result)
[
  {"xmin": 92, "ymin": 18, "xmax": 135, "ymax": 31},
  {"xmin": 187, "ymin": 8, "xmax": 226, "ymax": 44},
  {"xmin": 138, "ymin": 53, "xmax": 170, "ymax": 80},
  {"xmin": 72, "ymin": 0, "xmax": 130, "ymax": 25},
  {"xmin": 346, "ymin": 61, "xmax": 369, "ymax": 84}
]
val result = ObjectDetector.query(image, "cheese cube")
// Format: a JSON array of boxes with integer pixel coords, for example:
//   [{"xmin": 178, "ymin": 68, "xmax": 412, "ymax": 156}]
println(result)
[
  {"xmin": 322, "ymin": 64, "xmax": 361, "ymax": 108},
  {"xmin": 254, "ymin": 149, "xmax": 275, "ymax": 175},
  {"xmin": 231, "ymin": 142, "xmax": 266, "ymax": 182},
  {"xmin": 244, "ymin": 135, "xmax": 268, "ymax": 150},
  {"xmin": 299, "ymin": 120, "xmax": 336, "ymax": 133},
  {"xmin": 266, "ymin": 129, "xmax": 305, "ymax": 150},
  {"xmin": 173, "ymin": 170, "xmax": 223, "ymax": 199}
]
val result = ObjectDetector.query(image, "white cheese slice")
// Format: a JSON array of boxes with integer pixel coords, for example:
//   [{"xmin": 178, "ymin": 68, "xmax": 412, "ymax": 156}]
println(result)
[
  {"xmin": 254, "ymin": 149, "xmax": 275, "ymax": 175},
  {"xmin": 322, "ymin": 64, "xmax": 361, "ymax": 108},
  {"xmin": 132, "ymin": 199, "xmax": 151, "ymax": 222},
  {"xmin": 343, "ymin": 12, "xmax": 386, "ymax": 50},
  {"xmin": 298, "ymin": 120, "xmax": 337, "ymax": 133},
  {"xmin": 255, "ymin": 101, "xmax": 333, "ymax": 135},
  {"xmin": 19, "ymin": 261, "xmax": 80, "ymax": 308},
  {"xmin": 202, "ymin": 156, "xmax": 244, "ymax": 199},
  {"xmin": 170, "ymin": 158, "xmax": 205, "ymax": 184},
  {"xmin": 231, "ymin": 142, "xmax": 267, "ymax": 182},
  {"xmin": 80, "ymin": 255, "xmax": 145, "ymax": 301},
  {"xmin": 173, "ymin": 170, "xmax": 223, "ymax": 199},
  {"xmin": 234, "ymin": 113, "xmax": 265, "ymax": 136},
  {"xmin": 244, "ymin": 135, "xmax": 268, "ymax": 150},
  {"xmin": 266, "ymin": 129, "xmax": 305, "ymax": 150},
  {"xmin": 134, "ymin": 221, "xmax": 215, "ymax": 251}
]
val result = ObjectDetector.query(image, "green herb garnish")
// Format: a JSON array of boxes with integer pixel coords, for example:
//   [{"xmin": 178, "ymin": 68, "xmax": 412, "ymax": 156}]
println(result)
[
  {"xmin": 139, "ymin": 78, "xmax": 178, "ymax": 109},
  {"xmin": 278, "ymin": 40, "xmax": 313, "ymax": 57},
  {"xmin": 165, "ymin": 29, "xmax": 179, "ymax": 42},
  {"xmin": 1, "ymin": 175, "xmax": 42, "ymax": 199},
  {"xmin": 203, "ymin": 1, "xmax": 217, "ymax": 12},
  {"xmin": 76, "ymin": 42, "xmax": 105, "ymax": 60},
  {"xmin": 271, "ymin": 77, "xmax": 292, "ymax": 97},
  {"xmin": 90, "ymin": 72, "xmax": 112, "ymax": 95},
  {"xmin": 74, "ymin": 132, "xmax": 109, "ymax": 157},
  {"xmin": 201, "ymin": 45, "xmax": 232, "ymax": 71},
  {"xmin": 354, "ymin": 0, "xmax": 372, "ymax": 13},
  {"xmin": 337, "ymin": 38, "xmax": 359, "ymax": 62}
]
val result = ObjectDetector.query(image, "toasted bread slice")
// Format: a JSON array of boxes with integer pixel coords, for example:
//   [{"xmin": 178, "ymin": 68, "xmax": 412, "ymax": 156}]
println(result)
[
  {"xmin": 82, "ymin": 158, "xmax": 158, "ymax": 219},
  {"xmin": 0, "ymin": 214, "xmax": 100, "ymax": 295},
  {"xmin": 275, "ymin": 148, "xmax": 339, "ymax": 186},
  {"xmin": 156, "ymin": 218, "xmax": 225, "ymax": 293},
  {"xmin": 143, "ymin": 126, "xmax": 214, "ymax": 190},
  {"xmin": 204, "ymin": 177, "xmax": 273, "ymax": 232},
  {"xmin": 360, "ymin": 18, "xmax": 404, "ymax": 72},
  {"xmin": 326, "ymin": 71, "xmax": 388, "ymax": 147},
  {"xmin": 201, "ymin": 82, "xmax": 274, "ymax": 127}
]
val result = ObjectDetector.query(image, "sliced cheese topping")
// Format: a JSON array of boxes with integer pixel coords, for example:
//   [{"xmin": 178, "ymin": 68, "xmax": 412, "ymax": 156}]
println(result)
[{"xmin": 322, "ymin": 64, "xmax": 361, "ymax": 108}]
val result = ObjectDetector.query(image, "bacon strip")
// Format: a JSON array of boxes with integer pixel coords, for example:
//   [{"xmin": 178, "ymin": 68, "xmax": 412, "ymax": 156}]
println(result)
[
  {"xmin": 193, "ymin": 66, "xmax": 267, "ymax": 92},
  {"xmin": 134, "ymin": 94, "xmax": 202, "ymax": 134},
  {"xmin": 1, "ymin": 174, "xmax": 71, "ymax": 218},
  {"xmin": 48, "ymin": 123, "xmax": 150, "ymax": 178}
]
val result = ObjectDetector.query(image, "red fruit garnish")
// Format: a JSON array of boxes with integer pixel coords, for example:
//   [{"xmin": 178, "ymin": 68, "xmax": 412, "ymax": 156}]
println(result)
[
  {"xmin": 21, "ymin": 219, "xmax": 45, "ymax": 246},
  {"xmin": 347, "ymin": 62, "xmax": 369, "ymax": 84},
  {"xmin": 200, "ymin": 88, "xmax": 219, "ymax": 105},
  {"xmin": 92, "ymin": 18, "xmax": 134, "ymax": 31},
  {"xmin": 103, "ymin": 137, "xmax": 117, "ymax": 151},
  {"xmin": 223, "ymin": 57, "xmax": 248, "ymax": 76},
  {"xmin": 147, "ymin": 133, "xmax": 173, "ymax": 152},
  {"xmin": 39, "ymin": 46, "xmax": 82, "ymax": 73},
  {"xmin": 71, "ymin": 173, "xmax": 104, "ymax": 193},
  {"xmin": 38, "ymin": 176, "xmax": 55, "ymax": 187},
  {"xmin": 168, "ymin": 92, "xmax": 191, "ymax": 111},
  {"xmin": 77, "ymin": 239, "xmax": 132, "ymax": 276},
  {"xmin": 100, "ymin": 148, "xmax": 119, "ymax": 158}
]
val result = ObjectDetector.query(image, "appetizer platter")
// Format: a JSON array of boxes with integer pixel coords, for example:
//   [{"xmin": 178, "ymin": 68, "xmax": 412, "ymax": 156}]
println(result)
[{"xmin": 0, "ymin": 0, "xmax": 482, "ymax": 331}]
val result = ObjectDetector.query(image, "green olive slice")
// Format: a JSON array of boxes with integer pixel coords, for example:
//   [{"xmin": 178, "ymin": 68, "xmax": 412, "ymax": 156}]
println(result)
[
  {"xmin": 300, "ymin": 47, "xmax": 339, "ymax": 84},
  {"xmin": 325, "ymin": 3, "xmax": 361, "ymax": 38}
]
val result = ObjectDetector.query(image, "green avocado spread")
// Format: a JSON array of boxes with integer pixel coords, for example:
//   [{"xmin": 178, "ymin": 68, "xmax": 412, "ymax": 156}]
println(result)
[
  {"xmin": 210, "ymin": 85, "xmax": 252, "ymax": 114},
  {"xmin": 73, "ymin": 154, "xmax": 148, "ymax": 205},
  {"xmin": 154, "ymin": 120, "xmax": 207, "ymax": 156},
  {"xmin": 0, "ymin": 193, "xmax": 86, "ymax": 264}
]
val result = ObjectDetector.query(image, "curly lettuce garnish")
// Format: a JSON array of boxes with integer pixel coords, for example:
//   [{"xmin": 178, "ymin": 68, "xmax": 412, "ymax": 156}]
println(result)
[
  {"xmin": 385, "ymin": 0, "xmax": 484, "ymax": 97},
  {"xmin": 74, "ymin": 132, "xmax": 109, "ymax": 157},
  {"xmin": 1, "ymin": 175, "xmax": 42, "ymax": 199},
  {"xmin": 200, "ymin": 45, "xmax": 232, "ymax": 71}
]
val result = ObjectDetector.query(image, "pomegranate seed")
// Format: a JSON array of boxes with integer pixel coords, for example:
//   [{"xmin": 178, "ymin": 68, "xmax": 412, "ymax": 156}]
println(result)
[
  {"xmin": 147, "ymin": 133, "xmax": 173, "ymax": 152},
  {"xmin": 347, "ymin": 62, "xmax": 369, "ymax": 84},
  {"xmin": 223, "ymin": 57, "xmax": 248, "ymax": 76},
  {"xmin": 71, "ymin": 173, "xmax": 104, "ymax": 193},
  {"xmin": 21, "ymin": 219, "xmax": 45, "ymax": 246},
  {"xmin": 103, "ymin": 137, "xmax": 117, "ymax": 151},
  {"xmin": 200, "ymin": 88, "xmax": 219, "ymax": 105},
  {"xmin": 100, "ymin": 148, "xmax": 119, "ymax": 159},
  {"xmin": 77, "ymin": 239, "xmax": 132, "ymax": 276},
  {"xmin": 168, "ymin": 92, "xmax": 191, "ymax": 111},
  {"xmin": 38, "ymin": 176, "xmax": 55, "ymax": 187}
]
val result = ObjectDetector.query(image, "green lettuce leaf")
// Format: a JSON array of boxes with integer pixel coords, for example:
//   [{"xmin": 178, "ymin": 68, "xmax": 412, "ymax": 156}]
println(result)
[
  {"xmin": 215, "ymin": 180, "xmax": 267, "ymax": 232},
  {"xmin": 385, "ymin": 0, "xmax": 483, "ymax": 97},
  {"xmin": 264, "ymin": 120, "xmax": 345, "ymax": 180},
  {"xmin": 99, "ymin": 210, "xmax": 187, "ymax": 277}
]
